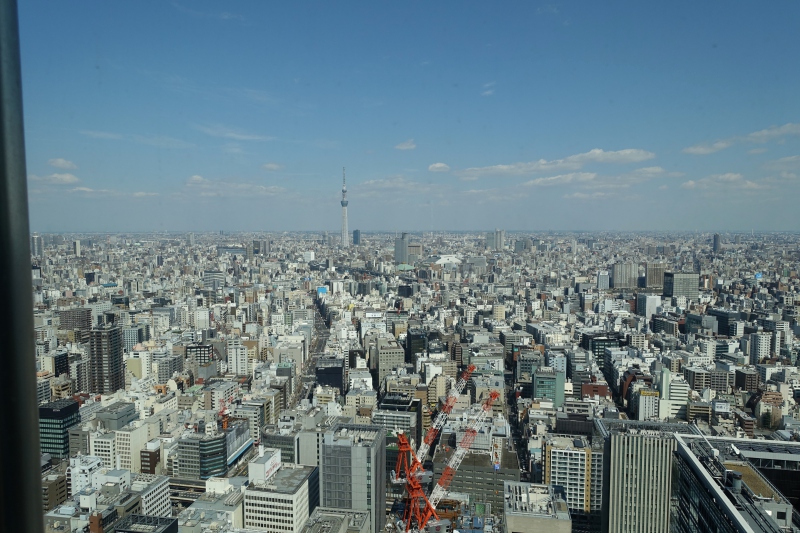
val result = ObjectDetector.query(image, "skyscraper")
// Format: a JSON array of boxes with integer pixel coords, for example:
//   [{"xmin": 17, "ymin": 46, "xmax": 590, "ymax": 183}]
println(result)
[
  {"xmin": 30, "ymin": 232, "xmax": 43, "ymax": 257},
  {"xmin": 352, "ymin": 229, "xmax": 361, "ymax": 246},
  {"xmin": 394, "ymin": 233, "xmax": 409, "ymax": 264},
  {"xmin": 89, "ymin": 324, "xmax": 124, "ymax": 394},
  {"xmin": 712, "ymin": 233, "xmax": 721, "ymax": 253},
  {"xmin": 340, "ymin": 168, "xmax": 349, "ymax": 248},
  {"xmin": 645, "ymin": 262, "xmax": 666, "ymax": 288},
  {"xmin": 611, "ymin": 262, "xmax": 637, "ymax": 289},
  {"xmin": 663, "ymin": 272, "xmax": 700, "ymax": 301},
  {"xmin": 321, "ymin": 424, "xmax": 386, "ymax": 533}
]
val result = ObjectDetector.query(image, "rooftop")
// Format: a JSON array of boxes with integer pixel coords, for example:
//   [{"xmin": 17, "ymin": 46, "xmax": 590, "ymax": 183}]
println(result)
[
  {"xmin": 247, "ymin": 464, "xmax": 315, "ymax": 494},
  {"xmin": 504, "ymin": 482, "xmax": 570, "ymax": 521}
]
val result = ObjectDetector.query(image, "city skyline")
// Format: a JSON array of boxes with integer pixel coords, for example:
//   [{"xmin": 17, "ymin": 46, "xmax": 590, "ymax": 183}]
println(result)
[{"xmin": 20, "ymin": 2, "xmax": 800, "ymax": 232}]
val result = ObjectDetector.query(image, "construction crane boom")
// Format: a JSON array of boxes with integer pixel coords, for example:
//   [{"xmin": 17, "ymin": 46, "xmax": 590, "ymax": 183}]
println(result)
[
  {"xmin": 415, "ymin": 365, "xmax": 476, "ymax": 461},
  {"xmin": 394, "ymin": 389, "xmax": 501, "ymax": 532},
  {"xmin": 428, "ymin": 390, "xmax": 500, "ymax": 509}
]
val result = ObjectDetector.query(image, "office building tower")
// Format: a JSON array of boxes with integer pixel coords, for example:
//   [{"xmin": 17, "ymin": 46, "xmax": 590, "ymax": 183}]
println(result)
[
  {"xmin": 88, "ymin": 324, "xmax": 124, "ymax": 394},
  {"xmin": 353, "ymin": 229, "xmax": 361, "ymax": 246},
  {"xmin": 227, "ymin": 338, "xmax": 249, "ymax": 376},
  {"xmin": 122, "ymin": 324, "xmax": 149, "ymax": 352},
  {"xmin": 611, "ymin": 262, "xmax": 637, "ymax": 289},
  {"xmin": 663, "ymin": 272, "xmax": 700, "ymax": 301},
  {"xmin": 341, "ymin": 168, "xmax": 349, "ymax": 248},
  {"xmin": 645, "ymin": 262, "xmax": 666, "ymax": 288},
  {"xmin": 176, "ymin": 432, "xmax": 227, "ymax": 480},
  {"xmin": 543, "ymin": 436, "xmax": 603, "ymax": 533},
  {"xmin": 321, "ymin": 424, "xmax": 386, "ymax": 533},
  {"xmin": 750, "ymin": 332, "xmax": 772, "ymax": 364},
  {"xmin": 597, "ymin": 419, "xmax": 700, "ymax": 533},
  {"xmin": 394, "ymin": 233, "xmax": 409, "ymax": 264},
  {"xmin": 673, "ymin": 435, "xmax": 797, "ymax": 532},
  {"xmin": 597, "ymin": 270, "xmax": 610, "ymax": 290},
  {"xmin": 187, "ymin": 232, "xmax": 195, "ymax": 245},
  {"xmin": 31, "ymin": 232, "xmax": 44, "ymax": 257},
  {"xmin": 712, "ymin": 233, "xmax": 721, "ymax": 253},
  {"xmin": 636, "ymin": 294, "xmax": 661, "ymax": 321},
  {"xmin": 39, "ymin": 398, "xmax": 80, "ymax": 458},
  {"xmin": 244, "ymin": 449, "xmax": 319, "ymax": 532},
  {"xmin": 73, "ymin": 240, "xmax": 81, "ymax": 257},
  {"xmin": 42, "ymin": 473, "xmax": 68, "ymax": 512},
  {"xmin": 533, "ymin": 367, "xmax": 565, "ymax": 408}
]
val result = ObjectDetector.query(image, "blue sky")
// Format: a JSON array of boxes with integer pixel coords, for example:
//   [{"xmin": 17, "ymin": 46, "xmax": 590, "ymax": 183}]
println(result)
[{"xmin": 19, "ymin": 2, "xmax": 800, "ymax": 232}]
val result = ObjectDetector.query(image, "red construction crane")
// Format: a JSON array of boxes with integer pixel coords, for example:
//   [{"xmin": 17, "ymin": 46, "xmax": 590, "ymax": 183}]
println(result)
[{"xmin": 394, "ymin": 389, "xmax": 501, "ymax": 532}]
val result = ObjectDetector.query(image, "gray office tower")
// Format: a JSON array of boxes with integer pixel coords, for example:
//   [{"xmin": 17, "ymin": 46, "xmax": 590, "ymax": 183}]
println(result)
[
  {"xmin": 713, "ymin": 233, "xmax": 721, "ymax": 253},
  {"xmin": 89, "ymin": 324, "xmax": 124, "ymax": 394},
  {"xmin": 663, "ymin": 272, "xmax": 700, "ymax": 301},
  {"xmin": 611, "ymin": 262, "xmax": 637, "ymax": 289},
  {"xmin": 646, "ymin": 262, "xmax": 667, "ymax": 288},
  {"xmin": 321, "ymin": 424, "xmax": 386, "ymax": 533},
  {"xmin": 353, "ymin": 229, "xmax": 361, "ymax": 246},
  {"xmin": 597, "ymin": 419, "xmax": 701, "ymax": 533},
  {"xmin": 394, "ymin": 233, "xmax": 409, "ymax": 265},
  {"xmin": 673, "ymin": 435, "xmax": 799, "ymax": 532}
]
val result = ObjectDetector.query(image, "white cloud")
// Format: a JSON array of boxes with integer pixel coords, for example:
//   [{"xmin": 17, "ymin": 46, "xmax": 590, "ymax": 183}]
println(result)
[
  {"xmin": 680, "ymin": 173, "xmax": 766, "ymax": 191},
  {"xmin": 682, "ymin": 141, "xmax": 732, "ymax": 155},
  {"xmin": 746, "ymin": 123, "xmax": 800, "ymax": 143},
  {"xmin": 80, "ymin": 130, "xmax": 123, "ymax": 140},
  {"xmin": 195, "ymin": 124, "xmax": 274, "ymax": 141},
  {"xmin": 395, "ymin": 139, "xmax": 417, "ymax": 150},
  {"xmin": 684, "ymin": 122, "xmax": 800, "ymax": 155},
  {"xmin": 462, "ymin": 148, "xmax": 655, "ymax": 178},
  {"xmin": 186, "ymin": 175, "xmax": 210, "ymax": 185},
  {"xmin": 563, "ymin": 191, "xmax": 610, "ymax": 200},
  {"xmin": 765, "ymin": 155, "xmax": 800, "ymax": 170},
  {"xmin": 428, "ymin": 163, "xmax": 450, "ymax": 173},
  {"xmin": 48, "ymin": 158, "xmax": 77, "ymax": 170},
  {"xmin": 748, "ymin": 148, "xmax": 768, "ymax": 155},
  {"xmin": 523, "ymin": 172, "xmax": 597, "ymax": 187},
  {"xmin": 262, "ymin": 162, "xmax": 282, "ymax": 171},
  {"xmin": 133, "ymin": 192, "xmax": 159, "ymax": 197},
  {"xmin": 481, "ymin": 89, "xmax": 494, "ymax": 97},
  {"xmin": 79, "ymin": 130, "xmax": 193, "ymax": 148},
  {"xmin": 185, "ymin": 174, "xmax": 284, "ymax": 197},
  {"xmin": 29, "ymin": 173, "xmax": 80, "ymax": 185}
]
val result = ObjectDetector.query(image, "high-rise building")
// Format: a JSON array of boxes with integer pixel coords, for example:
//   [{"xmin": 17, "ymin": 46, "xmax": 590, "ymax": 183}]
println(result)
[
  {"xmin": 88, "ymin": 324, "xmax": 124, "ymax": 394},
  {"xmin": 673, "ymin": 435, "xmax": 797, "ymax": 532},
  {"xmin": 663, "ymin": 272, "xmax": 700, "ymax": 301},
  {"xmin": 597, "ymin": 419, "xmax": 700, "ymax": 533},
  {"xmin": 320, "ymin": 424, "xmax": 386, "ymax": 533},
  {"xmin": 597, "ymin": 270, "xmax": 610, "ymax": 290},
  {"xmin": 533, "ymin": 367, "xmax": 565, "ymax": 408},
  {"xmin": 645, "ymin": 262, "xmax": 666, "ymax": 288},
  {"xmin": 176, "ymin": 432, "xmax": 227, "ymax": 480},
  {"xmin": 542, "ymin": 436, "xmax": 603, "ymax": 533},
  {"xmin": 611, "ymin": 262, "xmax": 637, "ymax": 289},
  {"xmin": 73, "ymin": 239, "xmax": 81, "ymax": 257},
  {"xmin": 712, "ymin": 233, "xmax": 721, "ymax": 253},
  {"xmin": 352, "ymin": 229, "xmax": 361, "ymax": 246},
  {"xmin": 31, "ymin": 232, "xmax": 44, "ymax": 257},
  {"xmin": 39, "ymin": 398, "xmax": 80, "ymax": 458},
  {"xmin": 394, "ymin": 233, "xmax": 409, "ymax": 264},
  {"xmin": 636, "ymin": 294, "xmax": 661, "ymax": 321},
  {"xmin": 749, "ymin": 332, "xmax": 772, "ymax": 364},
  {"xmin": 340, "ymin": 168, "xmax": 349, "ymax": 248}
]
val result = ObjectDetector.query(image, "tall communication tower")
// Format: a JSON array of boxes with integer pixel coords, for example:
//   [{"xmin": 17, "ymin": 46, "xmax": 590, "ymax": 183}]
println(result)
[{"xmin": 340, "ymin": 167, "xmax": 349, "ymax": 248}]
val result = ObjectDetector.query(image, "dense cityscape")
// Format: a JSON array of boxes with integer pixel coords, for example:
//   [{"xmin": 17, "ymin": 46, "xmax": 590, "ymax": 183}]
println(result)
[
  {"xmin": 13, "ymin": 3, "xmax": 800, "ymax": 533},
  {"xmin": 31, "ymin": 203, "xmax": 800, "ymax": 532}
]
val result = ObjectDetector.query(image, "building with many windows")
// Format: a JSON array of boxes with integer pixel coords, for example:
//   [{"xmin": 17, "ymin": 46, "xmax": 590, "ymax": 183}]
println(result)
[
  {"xmin": 320, "ymin": 424, "xmax": 386, "ymax": 533},
  {"xmin": 542, "ymin": 435, "xmax": 603, "ymax": 533},
  {"xmin": 39, "ymin": 398, "xmax": 80, "ymax": 458}
]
